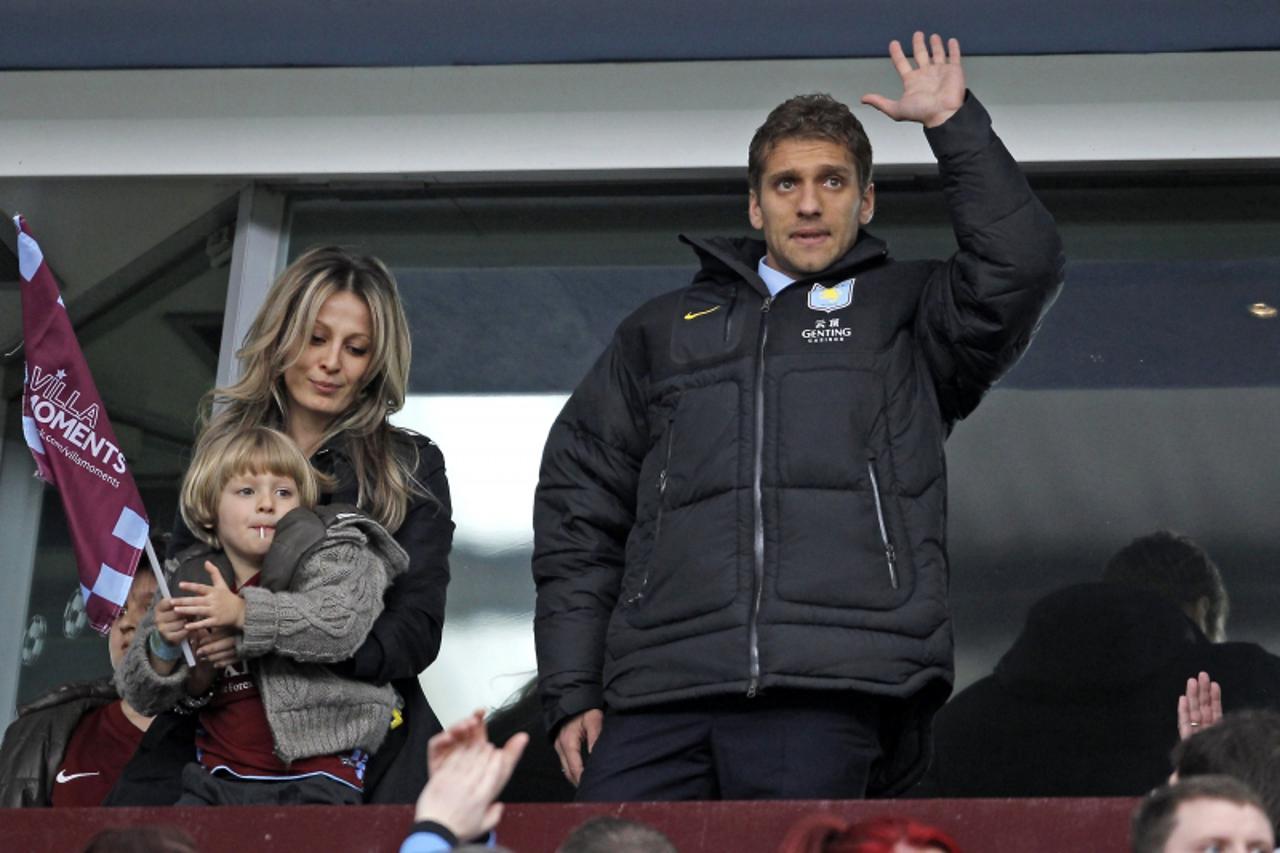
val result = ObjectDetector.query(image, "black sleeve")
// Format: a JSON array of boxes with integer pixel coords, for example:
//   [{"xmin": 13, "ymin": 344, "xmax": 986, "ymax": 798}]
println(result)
[
  {"xmin": 1210, "ymin": 642, "xmax": 1280, "ymax": 713},
  {"xmin": 345, "ymin": 438, "xmax": 455, "ymax": 684},
  {"xmin": 532, "ymin": 329, "xmax": 648, "ymax": 736},
  {"xmin": 0, "ymin": 710, "xmax": 56, "ymax": 807},
  {"xmin": 914, "ymin": 92, "xmax": 1066, "ymax": 425},
  {"xmin": 102, "ymin": 711, "xmax": 197, "ymax": 807}
]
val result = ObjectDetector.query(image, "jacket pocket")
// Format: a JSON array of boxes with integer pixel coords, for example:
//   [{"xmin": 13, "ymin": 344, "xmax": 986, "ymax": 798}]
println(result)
[
  {"xmin": 622, "ymin": 415, "xmax": 676, "ymax": 608},
  {"xmin": 773, "ymin": 477, "xmax": 912, "ymax": 611},
  {"xmin": 622, "ymin": 382, "xmax": 741, "ymax": 628}
]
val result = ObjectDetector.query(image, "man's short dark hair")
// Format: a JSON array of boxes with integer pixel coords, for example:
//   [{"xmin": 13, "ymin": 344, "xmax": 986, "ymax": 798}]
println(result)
[
  {"xmin": 557, "ymin": 817, "xmax": 677, "ymax": 853},
  {"xmin": 1132, "ymin": 775, "xmax": 1268, "ymax": 853},
  {"xmin": 1172, "ymin": 709, "xmax": 1280, "ymax": 830},
  {"xmin": 1103, "ymin": 530, "xmax": 1229, "ymax": 641},
  {"xmin": 748, "ymin": 93, "xmax": 873, "ymax": 194}
]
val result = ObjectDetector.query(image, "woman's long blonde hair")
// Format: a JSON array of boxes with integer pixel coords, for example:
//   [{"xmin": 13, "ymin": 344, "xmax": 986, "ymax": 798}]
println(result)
[{"xmin": 200, "ymin": 246, "xmax": 424, "ymax": 532}]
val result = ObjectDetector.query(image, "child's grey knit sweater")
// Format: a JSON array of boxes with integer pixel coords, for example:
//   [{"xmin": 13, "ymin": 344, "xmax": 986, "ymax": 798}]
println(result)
[{"xmin": 117, "ymin": 507, "xmax": 409, "ymax": 764}]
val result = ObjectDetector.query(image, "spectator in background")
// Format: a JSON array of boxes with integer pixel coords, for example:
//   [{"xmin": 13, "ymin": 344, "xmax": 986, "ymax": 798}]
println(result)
[
  {"xmin": 0, "ymin": 569, "xmax": 158, "ymax": 807},
  {"xmin": 1171, "ymin": 709, "xmax": 1280, "ymax": 833},
  {"xmin": 557, "ymin": 817, "xmax": 678, "ymax": 853},
  {"xmin": 778, "ymin": 815, "xmax": 959, "ymax": 853},
  {"xmin": 917, "ymin": 532, "xmax": 1280, "ymax": 798},
  {"xmin": 1104, "ymin": 531, "xmax": 1280, "ymax": 711},
  {"xmin": 1103, "ymin": 531, "xmax": 1229, "ymax": 642},
  {"xmin": 1131, "ymin": 775, "xmax": 1272, "ymax": 853}
]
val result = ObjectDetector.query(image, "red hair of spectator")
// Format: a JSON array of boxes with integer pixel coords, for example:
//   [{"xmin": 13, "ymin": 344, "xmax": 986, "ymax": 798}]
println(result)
[{"xmin": 778, "ymin": 814, "xmax": 961, "ymax": 853}]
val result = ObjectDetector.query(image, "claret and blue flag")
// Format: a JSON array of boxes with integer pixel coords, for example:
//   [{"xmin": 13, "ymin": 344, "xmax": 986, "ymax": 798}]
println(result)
[{"xmin": 15, "ymin": 215, "xmax": 149, "ymax": 635}]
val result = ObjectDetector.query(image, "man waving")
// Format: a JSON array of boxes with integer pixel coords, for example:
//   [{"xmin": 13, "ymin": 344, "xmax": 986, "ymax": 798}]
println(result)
[{"xmin": 534, "ymin": 32, "xmax": 1064, "ymax": 801}]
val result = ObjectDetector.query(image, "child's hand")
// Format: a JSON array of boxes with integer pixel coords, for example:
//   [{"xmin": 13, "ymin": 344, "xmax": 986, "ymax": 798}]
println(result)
[
  {"xmin": 174, "ymin": 561, "xmax": 246, "ymax": 631},
  {"xmin": 194, "ymin": 626, "xmax": 241, "ymax": 669},
  {"xmin": 154, "ymin": 597, "xmax": 189, "ymax": 646}
]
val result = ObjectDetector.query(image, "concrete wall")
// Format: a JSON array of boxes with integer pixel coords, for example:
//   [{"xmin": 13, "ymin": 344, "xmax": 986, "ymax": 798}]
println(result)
[{"xmin": 1, "ymin": 52, "xmax": 1277, "ymax": 180}]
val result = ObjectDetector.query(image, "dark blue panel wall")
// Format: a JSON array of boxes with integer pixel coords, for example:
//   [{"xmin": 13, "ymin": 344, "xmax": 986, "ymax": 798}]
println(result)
[{"xmin": 4, "ymin": 1, "xmax": 1278, "ymax": 71}]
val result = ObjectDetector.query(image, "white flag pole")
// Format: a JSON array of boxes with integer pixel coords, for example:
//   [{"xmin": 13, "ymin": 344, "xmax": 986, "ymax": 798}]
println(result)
[{"xmin": 143, "ymin": 537, "xmax": 198, "ymax": 668}]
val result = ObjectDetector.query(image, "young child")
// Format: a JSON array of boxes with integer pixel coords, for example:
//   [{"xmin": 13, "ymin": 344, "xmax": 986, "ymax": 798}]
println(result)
[{"xmin": 116, "ymin": 426, "xmax": 408, "ymax": 805}]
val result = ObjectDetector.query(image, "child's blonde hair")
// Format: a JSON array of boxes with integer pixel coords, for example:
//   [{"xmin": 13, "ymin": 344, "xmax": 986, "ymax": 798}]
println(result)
[{"xmin": 180, "ymin": 426, "xmax": 321, "ymax": 547}]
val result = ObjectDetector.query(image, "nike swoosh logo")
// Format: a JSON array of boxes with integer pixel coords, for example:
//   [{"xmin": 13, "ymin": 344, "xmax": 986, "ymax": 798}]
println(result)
[
  {"xmin": 683, "ymin": 306, "xmax": 722, "ymax": 321},
  {"xmin": 55, "ymin": 770, "xmax": 100, "ymax": 783}
]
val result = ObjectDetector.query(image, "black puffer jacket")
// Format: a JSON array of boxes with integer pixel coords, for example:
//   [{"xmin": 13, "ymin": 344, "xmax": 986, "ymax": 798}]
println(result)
[
  {"xmin": 532, "ymin": 94, "xmax": 1063, "ymax": 794},
  {"xmin": 0, "ymin": 677, "xmax": 117, "ymax": 807}
]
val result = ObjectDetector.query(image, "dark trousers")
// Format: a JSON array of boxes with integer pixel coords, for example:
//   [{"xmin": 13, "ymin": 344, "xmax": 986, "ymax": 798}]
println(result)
[{"xmin": 576, "ymin": 692, "xmax": 883, "ymax": 801}]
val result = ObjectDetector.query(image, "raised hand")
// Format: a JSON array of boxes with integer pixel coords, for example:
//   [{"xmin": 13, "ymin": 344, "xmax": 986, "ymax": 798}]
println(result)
[
  {"xmin": 1178, "ymin": 671, "xmax": 1223, "ymax": 740},
  {"xmin": 861, "ymin": 32, "xmax": 966, "ymax": 128},
  {"xmin": 173, "ymin": 561, "xmax": 246, "ymax": 632},
  {"xmin": 414, "ymin": 731, "xmax": 529, "ymax": 841}
]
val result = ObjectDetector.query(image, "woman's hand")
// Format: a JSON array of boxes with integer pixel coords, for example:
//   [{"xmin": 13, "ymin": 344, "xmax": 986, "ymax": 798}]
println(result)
[
  {"xmin": 174, "ymin": 561, "xmax": 246, "ymax": 631},
  {"xmin": 185, "ymin": 658, "xmax": 218, "ymax": 697}
]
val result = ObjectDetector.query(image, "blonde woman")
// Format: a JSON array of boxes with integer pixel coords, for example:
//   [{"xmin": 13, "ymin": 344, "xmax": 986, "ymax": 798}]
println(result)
[{"xmin": 113, "ymin": 246, "xmax": 453, "ymax": 805}]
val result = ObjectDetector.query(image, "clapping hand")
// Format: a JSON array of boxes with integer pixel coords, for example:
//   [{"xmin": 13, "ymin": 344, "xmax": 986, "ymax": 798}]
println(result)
[{"xmin": 416, "ymin": 719, "xmax": 528, "ymax": 842}]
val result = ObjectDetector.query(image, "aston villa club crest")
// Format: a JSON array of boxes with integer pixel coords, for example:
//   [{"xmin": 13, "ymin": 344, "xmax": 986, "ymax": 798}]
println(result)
[{"xmin": 808, "ymin": 279, "xmax": 854, "ymax": 313}]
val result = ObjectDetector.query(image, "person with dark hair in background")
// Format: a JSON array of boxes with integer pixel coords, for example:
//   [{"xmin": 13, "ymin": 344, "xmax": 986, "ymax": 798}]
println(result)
[
  {"xmin": 1131, "ymin": 775, "xmax": 1273, "ymax": 853},
  {"xmin": 918, "ymin": 532, "xmax": 1280, "ymax": 798},
  {"xmin": 0, "ymin": 569, "xmax": 158, "ymax": 807},
  {"xmin": 556, "ymin": 817, "xmax": 677, "ymax": 853},
  {"xmin": 778, "ymin": 814, "xmax": 960, "ymax": 853},
  {"xmin": 533, "ymin": 31, "xmax": 1063, "ymax": 802},
  {"xmin": 1104, "ymin": 530, "xmax": 1230, "ymax": 642},
  {"xmin": 1172, "ymin": 709, "xmax": 1280, "ymax": 833}
]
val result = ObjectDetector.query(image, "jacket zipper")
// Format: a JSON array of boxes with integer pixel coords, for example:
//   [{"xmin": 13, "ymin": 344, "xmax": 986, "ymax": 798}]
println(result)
[
  {"xmin": 748, "ymin": 297, "xmax": 772, "ymax": 697},
  {"xmin": 723, "ymin": 289, "xmax": 738, "ymax": 344},
  {"xmin": 866, "ymin": 456, "xmax": 899, "ymax": 590},
  {"xmin": 627, "ymin": 416, "xmax": 676, "ymax": 607}
]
